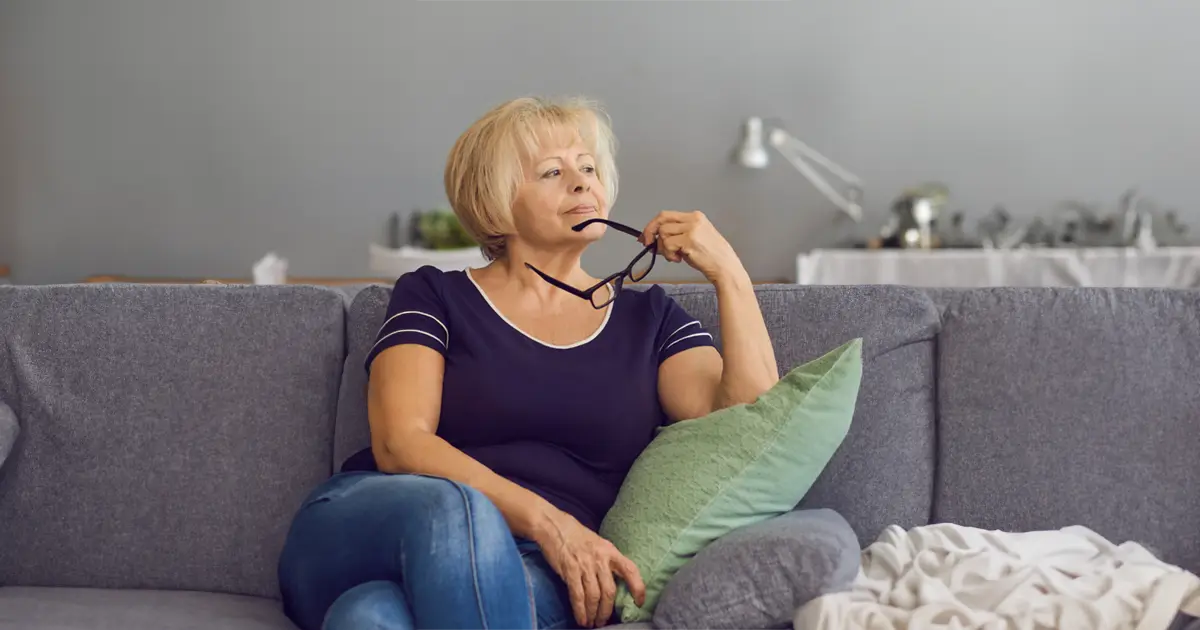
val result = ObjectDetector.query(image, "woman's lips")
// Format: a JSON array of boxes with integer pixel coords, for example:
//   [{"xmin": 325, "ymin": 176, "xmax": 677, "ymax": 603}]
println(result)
[{"xmin": 566, "ymin": 205, "xmax": 597, "ymax": 215}]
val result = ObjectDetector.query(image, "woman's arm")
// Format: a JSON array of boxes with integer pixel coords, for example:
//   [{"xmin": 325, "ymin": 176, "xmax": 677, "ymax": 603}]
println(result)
[
  {"xmin": 711, "ymin": 268, "xmax": 779, "ymax": 405},
  {"xmin": 367, "ymin": 344, "xmax": 556, "ymax": 538},
  {"xmin": 644, "ymin": 211, "xmax": 780, "ymax": 421}
]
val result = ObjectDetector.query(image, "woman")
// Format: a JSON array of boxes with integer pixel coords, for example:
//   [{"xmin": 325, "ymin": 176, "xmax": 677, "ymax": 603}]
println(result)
[{"xmin": 278, "ymin": 96, "xmax": 779, "ymax": 630}]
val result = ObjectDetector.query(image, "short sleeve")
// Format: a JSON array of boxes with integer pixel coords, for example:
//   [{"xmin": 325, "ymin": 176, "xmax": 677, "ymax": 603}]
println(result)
[
  {"xmin": 654, "ymin": 289, "xmax": 716, "ymax": 364},
  {"xmin": 364, "ymin": 267, "xmax": 450, "ymax": 373}
]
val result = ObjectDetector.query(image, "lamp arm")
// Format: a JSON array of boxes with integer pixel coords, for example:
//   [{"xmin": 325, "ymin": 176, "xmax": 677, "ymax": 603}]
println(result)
[{"xmin": 767, "ymin": 128, "xmax": 863, "ymax": 222}]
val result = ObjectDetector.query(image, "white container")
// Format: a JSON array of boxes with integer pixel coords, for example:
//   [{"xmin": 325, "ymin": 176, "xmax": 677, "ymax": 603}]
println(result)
[
  {"xmin": 251, "ymin": 252, "xmax": 289, "ymax": 285},
  {"xmin": 369, "ymin": 243, "xmax": 488, "ymax": 278}
]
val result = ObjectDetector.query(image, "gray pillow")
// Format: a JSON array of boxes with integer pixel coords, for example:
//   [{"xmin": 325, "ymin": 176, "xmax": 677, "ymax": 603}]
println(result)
[
  {"xmin": 0, "ymin": 402, "xmax": 17, "ymax": 468},
  {"xmin": 652, "ymin": 508, "xmax": 860, "ymax": 630}
]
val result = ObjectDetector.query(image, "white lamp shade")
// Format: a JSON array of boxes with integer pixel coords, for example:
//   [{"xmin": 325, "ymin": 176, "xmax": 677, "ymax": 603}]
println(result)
[{"xmin": 734, "ymin": 117, "xmax": 770, "ymax": 169}]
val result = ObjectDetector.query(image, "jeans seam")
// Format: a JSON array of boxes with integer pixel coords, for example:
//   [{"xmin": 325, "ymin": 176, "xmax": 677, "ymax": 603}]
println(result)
[
  {"xmin": 523, "ymin": 562, "xmax": 536, "ymax": 629},
  {"xmin": 454, "ymin": 480, "xmax": 490, "ymax": 629}
]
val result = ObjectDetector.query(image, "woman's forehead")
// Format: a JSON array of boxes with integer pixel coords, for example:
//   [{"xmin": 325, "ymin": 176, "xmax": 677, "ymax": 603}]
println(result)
[
  {"xmin": 526, "ymin": 139, "xmax": 592, "ymax": 166},
  {"xmin": 520, "ymin": 120, "xmax": 594, "ymax": 155}
]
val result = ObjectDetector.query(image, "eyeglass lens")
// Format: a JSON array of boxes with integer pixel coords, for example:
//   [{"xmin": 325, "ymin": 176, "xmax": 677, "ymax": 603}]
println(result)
[
  {"xmin": 629, "ymin": 247, "xmax": 655, "ymax": 281},
  {"xmin": 590, "ymin": 277, "xmax": 622, "ymax": 309}
]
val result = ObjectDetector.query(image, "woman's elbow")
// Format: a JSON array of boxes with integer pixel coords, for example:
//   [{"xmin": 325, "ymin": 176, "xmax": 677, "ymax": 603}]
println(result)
[
  {"xmin": 370, "ymin": 434, "xmax": 422, "ymax": 474},
  {"xmin": 717, "ymin": 380, "xmax": 775, "ymax": 409}
]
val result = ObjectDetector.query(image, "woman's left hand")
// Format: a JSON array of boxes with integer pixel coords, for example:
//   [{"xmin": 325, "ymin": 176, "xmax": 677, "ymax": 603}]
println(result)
[{"xmin": 640, "ymin": 211, "xmax": 747, "ymax": 285}]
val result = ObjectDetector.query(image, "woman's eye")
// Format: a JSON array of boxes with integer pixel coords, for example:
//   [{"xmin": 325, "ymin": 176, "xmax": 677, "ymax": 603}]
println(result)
[
  {"xmin": 543, "ymin": 169, "xmax": 561, "ymax": 178},
  {"xmin": 582, "ymin": 165, "xmax": 596, "ymax": 173}
]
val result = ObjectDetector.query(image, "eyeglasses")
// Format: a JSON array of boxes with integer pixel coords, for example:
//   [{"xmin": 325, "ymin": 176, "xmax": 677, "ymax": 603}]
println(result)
[{"xmin": 525, "ymin": 218, "xmax": 657, "ymax": 309}]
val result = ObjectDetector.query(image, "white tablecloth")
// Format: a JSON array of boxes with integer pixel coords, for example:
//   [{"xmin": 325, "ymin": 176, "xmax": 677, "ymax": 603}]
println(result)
[{"xmin": 796, "ymin": 247, "xmax": 1200, "ymax": 288}]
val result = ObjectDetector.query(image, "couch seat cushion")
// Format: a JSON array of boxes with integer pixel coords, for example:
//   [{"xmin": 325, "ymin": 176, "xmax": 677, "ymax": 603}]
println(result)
[{"xmin": 0, "ymin": 587, "xmax": 296, "ymax": 630}]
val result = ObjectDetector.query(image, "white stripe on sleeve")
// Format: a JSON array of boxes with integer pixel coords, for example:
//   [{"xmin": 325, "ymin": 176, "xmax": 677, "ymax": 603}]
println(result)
[
  {"xmin": 658, "ymin": 321, "xmax": 701, "ymax": 354},
  {"xmin": 376, "ymin": 310, "xmax": 449, "ymax": 345},
  {"xmin": 368, "ymin": 329, "xmax": 448, "ymax": 356},
  {"xmin": 662, "ymin": 331, "xmax": 714, "ymax": 354}
]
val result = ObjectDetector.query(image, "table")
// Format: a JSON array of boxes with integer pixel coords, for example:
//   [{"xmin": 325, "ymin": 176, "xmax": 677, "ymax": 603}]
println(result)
[
  {"xmin": 84, "ymin": 274, "xmax": 390, "ymax": 286},
  {"xmin": 796, "ymin": 247, "xmax": 1200, "ymax": 288}
]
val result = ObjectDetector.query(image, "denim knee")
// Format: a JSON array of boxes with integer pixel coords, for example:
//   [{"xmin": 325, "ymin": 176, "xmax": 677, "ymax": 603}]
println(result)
[
  {"xmin": 278, "ymin": 473, "xmax": 531, "ymax": 630},
  {"xmin": 389, "ymin": 475, "xmax": 514, "ymax": 560},
  {"xmin": 323, "ymin": 580, "xmax": 414, "ymax": 630},
  {"xmin": 413, "ymin": 476, "xmax": 504, "ymax": 527}
]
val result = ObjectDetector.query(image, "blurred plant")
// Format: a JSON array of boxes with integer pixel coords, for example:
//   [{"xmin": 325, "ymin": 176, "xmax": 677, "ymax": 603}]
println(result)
[{"xmin": 414, "ymin": 209, "xmax": 476, "ymax": 250}]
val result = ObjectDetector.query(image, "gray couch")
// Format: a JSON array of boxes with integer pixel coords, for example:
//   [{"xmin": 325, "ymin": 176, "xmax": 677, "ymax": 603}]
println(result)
[{"xmin": 1, "ymin": 281, "xmax": 1197, "ymax": 629}]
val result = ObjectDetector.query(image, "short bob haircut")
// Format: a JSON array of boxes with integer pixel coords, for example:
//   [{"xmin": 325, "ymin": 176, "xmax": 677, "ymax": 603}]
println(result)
[{"xmin": 444, "ymin": 96, "xmax": 618, "ymax": 261}]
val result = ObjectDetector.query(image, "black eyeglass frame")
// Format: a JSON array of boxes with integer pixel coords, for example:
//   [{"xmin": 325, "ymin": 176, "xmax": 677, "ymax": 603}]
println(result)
[{"xmin": 524, "ymin": 218, "xmax": 657, "ymax": 309}]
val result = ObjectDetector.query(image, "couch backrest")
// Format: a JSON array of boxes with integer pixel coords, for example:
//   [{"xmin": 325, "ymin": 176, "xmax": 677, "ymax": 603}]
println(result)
[
  {"xmin": 8, "ymin": 280, "xmax": 1192, "ymax": 595},
  {"xmin": 336, "ymin": 282, "xmax": 943, "ymax": 546},
  {"xmin": 661, "ymin": 285, "xmax": 941, "ymax": 544},
  {"xmin": 931, "ymin": 286, "xmax": 1200, "ymax": 575},
  {"xmin": 0, "ymin": 284, "xmax": 345, "ymax": 599},
  {"xmin": 334, "ymin": 284, "xmax": 390, "ymax": 472}
]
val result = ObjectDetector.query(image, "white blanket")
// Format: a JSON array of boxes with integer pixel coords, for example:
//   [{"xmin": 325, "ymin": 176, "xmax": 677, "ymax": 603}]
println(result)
[{"xmin": 795, "ymin": 523, "xmax": 1200, "ymax": 630}]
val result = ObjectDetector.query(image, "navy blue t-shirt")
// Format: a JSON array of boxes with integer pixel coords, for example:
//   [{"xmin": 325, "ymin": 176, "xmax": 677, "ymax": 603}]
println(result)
[{"xmin": 346, "ymin": 265, "xmax": 716, "ymax": 531}]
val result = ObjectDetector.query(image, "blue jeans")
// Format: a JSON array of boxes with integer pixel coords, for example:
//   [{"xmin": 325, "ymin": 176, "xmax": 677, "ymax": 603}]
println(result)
[{"xmin": 278, "ymin": 471, "xmax": 576, "ymax": 630}]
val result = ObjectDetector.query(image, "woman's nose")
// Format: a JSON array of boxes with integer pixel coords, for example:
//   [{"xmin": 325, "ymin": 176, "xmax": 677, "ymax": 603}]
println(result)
[{"xmin": 569, "ymin": 169, "xmax": 590, "ymax": 192}]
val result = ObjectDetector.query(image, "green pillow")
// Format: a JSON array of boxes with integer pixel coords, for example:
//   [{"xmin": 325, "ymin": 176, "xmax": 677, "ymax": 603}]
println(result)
[{"xmin": 599, "ymin": 338, "xmax": 863, "ymax": 623}]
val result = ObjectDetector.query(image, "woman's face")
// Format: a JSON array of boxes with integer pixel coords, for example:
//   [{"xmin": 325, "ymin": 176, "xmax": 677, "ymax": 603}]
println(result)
[{"xmin": 509, "ymin": 130, "xmax": 609, "ymax": 252}]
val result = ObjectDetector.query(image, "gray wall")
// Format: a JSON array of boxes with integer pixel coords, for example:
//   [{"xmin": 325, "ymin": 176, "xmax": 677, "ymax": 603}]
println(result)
[
  {"xmin": 2, "ymin": 0, "xmax": 1198, "ymax": 285},
  {"xmin": 0, "ymin": 0, "xmax": 17, "ymax": 279}
]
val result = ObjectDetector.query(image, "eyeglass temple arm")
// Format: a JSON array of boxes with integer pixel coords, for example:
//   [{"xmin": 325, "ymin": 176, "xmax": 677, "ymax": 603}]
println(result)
[
  {"xmin": 608, "ymin": 223, "xmax": 645, "ymax": 239},
  {"xmin": 524, "ymin": 263, "xmax": 608, "ymax": 297},
  {"xmin": 572, "ymin": 219, "xmax": 644, "ymax": 240}
]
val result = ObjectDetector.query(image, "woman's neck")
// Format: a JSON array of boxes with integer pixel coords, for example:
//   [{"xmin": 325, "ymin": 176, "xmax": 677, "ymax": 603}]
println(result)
[{"xmin": 481, "ymin": 242, "xmax": 596, "ymax": 306}]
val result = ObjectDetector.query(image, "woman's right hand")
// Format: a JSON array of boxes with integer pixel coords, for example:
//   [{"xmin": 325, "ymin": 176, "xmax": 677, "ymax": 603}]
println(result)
[{"xmin": 534, "ymin": 508, "xmax": 646, "ymax": 628}]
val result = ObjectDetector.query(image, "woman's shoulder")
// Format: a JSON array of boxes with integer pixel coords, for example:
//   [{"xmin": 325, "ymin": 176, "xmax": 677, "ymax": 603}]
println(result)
[
  {"xmin": 383, "ymin": 266, "xmax": 476, "ymax": 317},
  {"xmin": 617, "ymin": 283, "xmax": 684, "ymax": 319},
  {"xmin": 390, "ymin": 265, "xmax": 467, "ymax": 295},
  {"xmin": 618, "ymin": 284, "xmax": 715, "ymax": 356},
  {"xmin": 621, "ymin": 282, "xmax": 667, "ymax": 303},
  {"xmin": 622, "ymin": 283, "xmax": 713, "ymax": 326},
  {"xmin": 624, "ymin": 282, "xmax": 688, "ymax": 303}
]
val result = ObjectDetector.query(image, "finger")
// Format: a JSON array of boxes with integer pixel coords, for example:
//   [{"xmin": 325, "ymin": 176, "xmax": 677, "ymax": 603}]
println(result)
[
  {"xmin": 640, "ymin": 210, "xmax": 692, "ymax": 245},
  {"xmin": 597, "ymin": 564, "xmax": 618, "ymax": 627},
  {"xmin": 659, "ymin": 241, "xmax": 683, "ymax": 263},
  {"xmin": 640, "ymin": 216, "xmax": 667, "ymax": 246},
  {"xmin": 582, "ymin": 564, "xmax": 602, "ymax": 627},
  {"xmin": 658, "ymin": 210, "xmax": 697, "ymax": 222},
  {"xmin": 660, "ymin": 235, "xmax": 690, "ymax": 263},
  {"xmin": 612, "ymin": 554, "xmax": 647, "ymax": 608},
  {"xmin": 655, "ymin": 221, "xmax": 689, "ymax": 238},
  {"xmin": 566, "ymin": 565, "xmax": 589, "ymax": 628}
]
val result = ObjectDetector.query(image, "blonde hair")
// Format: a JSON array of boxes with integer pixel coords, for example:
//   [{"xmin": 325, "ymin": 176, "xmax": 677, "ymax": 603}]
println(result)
[{"xmin": 444, "ymin": 96, "xmax": 619, "ymax": 261}]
